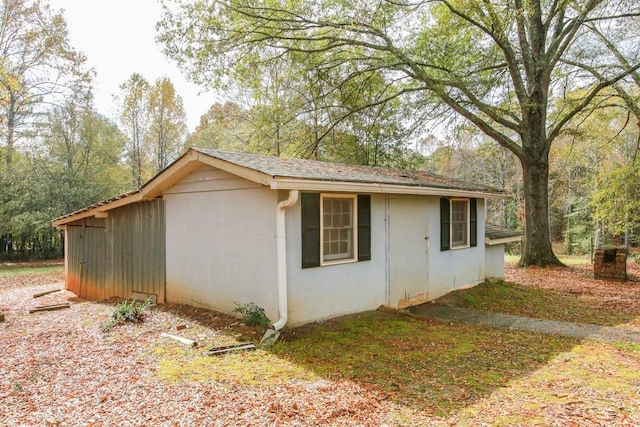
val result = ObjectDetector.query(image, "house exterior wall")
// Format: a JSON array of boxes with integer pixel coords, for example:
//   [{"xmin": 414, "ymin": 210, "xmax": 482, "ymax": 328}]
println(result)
[
  {"xmin": 284, "ymin": 193, "xmax": 387, "ymax": 326},
  {"xmin": 426, "ymin": 197, "xmax": 486, "ymax": 299},
  {"xmin": 106, "ymin": 199, "xmax": 166, "ymax": 302},
  {"xmin": 485, "ymin": 244, "xmax": 506, "ymax": 279},
  {"xmin": 164, "ymin": 165, "xmax": 279, "ymax": 319},
  {"xmin": 65, "ymin": 217, "xmax": 107, "ymax": 300},
  {"xmin": 285, "ymin": 194, "xmax": 487, "ymax": 326},
  {"xmin": 64, "ymin": 200, "xmax": 165, "ymax": 301}
]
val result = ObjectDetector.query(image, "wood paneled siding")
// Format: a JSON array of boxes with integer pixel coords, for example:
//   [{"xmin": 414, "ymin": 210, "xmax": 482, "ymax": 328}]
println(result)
[
  {"xmin": 66, "ymin": 218, "xmax": 107, "ymax": 300},
  {"xmin": 64, "ymin": 199, "xmax": 166, "ymax": 301}
]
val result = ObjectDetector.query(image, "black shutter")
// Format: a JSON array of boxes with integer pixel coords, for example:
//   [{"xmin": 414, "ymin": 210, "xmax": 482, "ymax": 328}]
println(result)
[
  {"xmin": 301, "ymin": 193, "xmax": 320, "ymax": 268},
  {"xmin": 440, "ymin": 197, "xmax": 450, "ymax": 251},
  {"xmin": 470, "ymin": 198, "xmax": 478, "ymax": 247},
  {"xmin": 357, "ymin": 195, "xmax": 371, "ymax": 261}
]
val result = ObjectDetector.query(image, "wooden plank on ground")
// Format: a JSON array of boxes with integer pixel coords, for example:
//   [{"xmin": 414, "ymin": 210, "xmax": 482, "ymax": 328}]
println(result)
[
  {"xmin": 29, "ymin": 303, "xmax": 71, "ymax": 314},
  {"xmin": 33, "ymin": 289, "xmax": 61, "ymax": 298},
  {"xmin": 207, "ymin": 342, "xmax": 256, "ymax": 356}
]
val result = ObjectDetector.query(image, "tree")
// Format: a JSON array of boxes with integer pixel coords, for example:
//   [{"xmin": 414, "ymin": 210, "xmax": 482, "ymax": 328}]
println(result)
[
  {"xmin": 0, "ymin": 0, "xmax": 90, "ymax": 166},
  {"xmin": 158, "ymin": 0, "xmax": 640, "ymax": 266},
  {"xmin": 185, "ymin": 101, "xmax": 253, "ymax": 151},
  {"xmin": 117, "ymin": 73, "xmax": 150, "ymax": 188},
  {"xmin": 0, "ymin": 89, "xmax": 127, "ymax": 259},
  {"xmin": 147, "ymin": 76, "xmax": 187, "ymax": 172}
]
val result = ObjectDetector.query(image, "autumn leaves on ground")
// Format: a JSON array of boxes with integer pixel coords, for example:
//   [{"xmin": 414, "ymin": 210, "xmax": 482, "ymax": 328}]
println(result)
[{"xmin": 1, "ymin": 261, "xmax": 640, "ymax": 426}]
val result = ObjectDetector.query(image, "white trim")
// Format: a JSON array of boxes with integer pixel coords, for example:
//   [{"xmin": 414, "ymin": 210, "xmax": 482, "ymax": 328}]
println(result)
[
  {"xmin": 271, "ymin": 178, "xmax": 508, "ymax": 199},
  {"xmin": 485, "ymin": 235, "xmax": 521, "ymax": 245},
  {"xmin": 319, "ymin": 193, "xmax": 358, "ymax": 266}
]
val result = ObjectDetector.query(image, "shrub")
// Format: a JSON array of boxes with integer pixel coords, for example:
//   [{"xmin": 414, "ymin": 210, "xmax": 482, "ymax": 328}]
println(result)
[
  {"xmin": 102, "ymin": 299, "xmax": 152, "ymax": 332},
  {"xmin": 233, "ymin": 302, "xmax": 271, "ymax": 327}
]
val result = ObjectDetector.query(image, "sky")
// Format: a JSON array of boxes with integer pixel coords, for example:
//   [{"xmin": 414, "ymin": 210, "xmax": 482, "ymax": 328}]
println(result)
[{"xmin": 48, "ymin": 0, "xmax": 215, "ymax": 132}]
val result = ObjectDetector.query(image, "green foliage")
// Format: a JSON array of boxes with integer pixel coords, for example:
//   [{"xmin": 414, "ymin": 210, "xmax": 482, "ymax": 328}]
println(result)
[
  {"xmin": 157, "ymin": 0, "xmax": 640, "ymax": 266},
  {"xmin": 232, "ymin": 302, "xmax": 271, "ymax": 327},
  {"xmin": 272, "ymin": 311, "xmax": 574, "ymax": 416},
  {"xmin": 437, "ymin": 279, "xmax": 635, "ymax": 326},
  {"xmin": 102, "ymin": 299, "xmax": 152, "ymax": 332},
  {"xmin": 592, "ymin": 165, "xmax": 640, "ymax": 236}
]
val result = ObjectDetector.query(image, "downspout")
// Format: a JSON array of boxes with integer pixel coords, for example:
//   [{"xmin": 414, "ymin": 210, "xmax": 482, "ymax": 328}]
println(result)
[{"xmin": 271, "ymin": 189, "xmax": 299, "ymax": 331}]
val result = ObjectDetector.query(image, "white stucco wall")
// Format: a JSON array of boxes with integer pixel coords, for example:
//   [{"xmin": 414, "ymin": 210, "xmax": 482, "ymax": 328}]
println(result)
[
  {"xmin": 284, "ymin": 194, "xmax": 488, "ymax": 326},
  {"xmin": 164, "ymin": 166, "xmax": 489, "ymax": 327},
  {"xmin": 284, "ymin": 193, "xmax": 388, "ymax": 326},
  {"xmin": 485, "ymin": 244, "xmax": 506, "ymax": 279},
  {"xmin": 426, "ymin": 197, "xmax": 486, "ymax": 299},
  {"xmin": 164, "ymin": 165, "xmax": 279, "ymax": 320}
]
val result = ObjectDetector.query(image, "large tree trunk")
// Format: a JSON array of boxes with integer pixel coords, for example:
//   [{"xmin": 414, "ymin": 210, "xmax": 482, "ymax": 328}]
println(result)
[{"xmin": 519, "ymin": 152, "xmax": 561, "ymax": 266}]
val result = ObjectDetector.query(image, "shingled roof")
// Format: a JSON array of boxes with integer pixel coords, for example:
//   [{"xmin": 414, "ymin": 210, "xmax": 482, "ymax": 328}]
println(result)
[
  {"xmin": 54, "ymin": 148, "xmax": 508, "ymax": 227},
  {"xmin": 485, "ymin": 223, "xmax": 522, "ymax": 245},
  {"xmin": 194, "ymin": 148, "xmax": 503, "ymax": 194}
]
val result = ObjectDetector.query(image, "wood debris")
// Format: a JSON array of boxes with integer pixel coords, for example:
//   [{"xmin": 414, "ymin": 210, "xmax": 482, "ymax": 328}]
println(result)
[
  {"xmin": 33, "ymin": 288, "xmax": 61, "ymax": 298},
  {"xmin": 207, "ymin": 342, "xmax": 256, "ymax": 356},
  {"xmin": 160, "ymin": 332, "xmax": 197, "ymax": 347},
  {"xmin": 28, "ymin": 303, "xmax": 70, "ymax": 314}
]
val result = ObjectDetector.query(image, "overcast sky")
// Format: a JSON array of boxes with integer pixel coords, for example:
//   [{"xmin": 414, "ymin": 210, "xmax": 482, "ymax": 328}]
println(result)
[{"xmin": 48, "ymin": 0, "xmax": 215, "ymax": 132}]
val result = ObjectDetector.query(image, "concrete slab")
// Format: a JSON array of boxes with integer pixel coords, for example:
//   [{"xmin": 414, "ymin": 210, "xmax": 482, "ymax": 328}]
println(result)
[{"xmin": 409, "ymin": 304, "xmax": 640, "ymax": 344}]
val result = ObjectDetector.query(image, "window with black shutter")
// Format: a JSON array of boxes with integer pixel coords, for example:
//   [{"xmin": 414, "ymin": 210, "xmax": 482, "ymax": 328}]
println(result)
[
  {"xmin": 301, "ymin": 193, "xmax": 371, "ymax": 268},
  {"xmin": 441, "ymin": 197, "xmax": 477, "ymax": 251}
]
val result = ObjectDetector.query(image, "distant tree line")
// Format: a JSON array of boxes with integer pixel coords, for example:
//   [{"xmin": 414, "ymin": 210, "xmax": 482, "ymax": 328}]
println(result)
[{"xmin": 1, "ymin": 0, "xmax": 639, "ymax": 263}]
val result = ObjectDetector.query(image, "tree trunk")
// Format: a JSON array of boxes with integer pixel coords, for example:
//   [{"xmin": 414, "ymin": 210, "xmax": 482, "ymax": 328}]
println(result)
[
  {"xmin": 519, "ymin": 153, "xmax": 561, "ymax": 266},
  {"xmin": 5, "ymin": 97, "xmax": 16, "ymax": 166}
]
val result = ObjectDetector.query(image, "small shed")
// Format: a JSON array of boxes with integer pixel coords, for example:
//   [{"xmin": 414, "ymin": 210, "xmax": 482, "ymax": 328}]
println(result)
[
  {"xmin": 484, "ymin": 223, "xmax": 522, "ymax": 279},
  {"xmin": 54, "ymin": 148, "xmax": 512, "ymax": 327}
]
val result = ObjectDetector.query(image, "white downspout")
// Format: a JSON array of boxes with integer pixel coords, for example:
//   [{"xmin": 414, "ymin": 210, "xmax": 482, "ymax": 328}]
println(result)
[{"xmin": 271, "ymin": 189, "xmax": 299, "ymax": 331}]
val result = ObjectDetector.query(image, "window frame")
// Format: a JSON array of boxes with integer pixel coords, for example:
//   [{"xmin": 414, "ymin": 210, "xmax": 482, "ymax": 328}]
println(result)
[
  {"xmin": 319, "ymin": 193, "xmax": 358, "ymax": 266},
  {"xmin": 450, "ymin": 198, "xmax": 470, "ymax": 249}
]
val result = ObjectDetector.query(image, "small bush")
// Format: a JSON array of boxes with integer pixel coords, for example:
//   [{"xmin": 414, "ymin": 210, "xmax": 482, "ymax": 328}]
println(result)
[
  {"xmin": 102, "ymin": 299, "xmax": 151, "ymax": 332},
  {"xmin": 233, "ymin": 302, "xmax": 270, "ymax": 327}
]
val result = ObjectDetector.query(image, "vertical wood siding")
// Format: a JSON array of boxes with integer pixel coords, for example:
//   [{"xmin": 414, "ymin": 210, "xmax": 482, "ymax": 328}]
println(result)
[
  {"xmin": 66, "ymin": 220, "xmax": 107, "ymax": 300},
  {"xmin": 64, "ymin": 199, "xmax": 166, "ymax": 302}
]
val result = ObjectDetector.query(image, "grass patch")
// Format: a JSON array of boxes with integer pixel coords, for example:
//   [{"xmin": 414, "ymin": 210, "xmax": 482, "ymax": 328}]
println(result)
[
  {"xmin": 505, "ymin": 254, "xmax": 591, "ymax": 265},
  {"xmin": 452, "ymin": 341, "xmax": 640, "ymax": 425},
  {"xmin": 0, "ymin": 264, "xmax": 63, "ymax": 277},
  {"xmin": 271, "ymin": 311, "xmax": 576, "ymax": 416},
  {"xmin": 436, "ymin": 279, "xmax": 633, "ymax": 326}
]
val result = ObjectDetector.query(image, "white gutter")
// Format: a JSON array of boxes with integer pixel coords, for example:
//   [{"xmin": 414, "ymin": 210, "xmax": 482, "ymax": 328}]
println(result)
[
  {"xmin": 272, "ymin": 189, "xmax": 299, "ymax": 331},
  {"xmin": 270, "ymin": 178, "xmax": 510, "ymax": 199}
]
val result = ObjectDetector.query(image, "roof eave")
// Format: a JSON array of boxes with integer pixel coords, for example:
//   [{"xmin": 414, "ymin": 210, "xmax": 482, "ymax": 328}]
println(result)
[
  {"xmin": 52, "ymin": 191, "xmax": 143, "ymax": 229},
  {"xmin": 270, "ymin": 177, "xmax": 509, "ymax": 199},
  {"xmin": 485, "ymin": 235, "xmax": 522, "ymax": 245}
]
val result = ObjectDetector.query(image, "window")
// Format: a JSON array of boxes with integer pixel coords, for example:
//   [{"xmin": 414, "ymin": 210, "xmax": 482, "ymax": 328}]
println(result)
[
  {"xmin": 322, "ymin": 195, "xmax": 355, "ymax": 262},
  {"xmin": 451, "ymin": 199, "xmax": 468, "ymax": 247},
  {"xmin": 440, "ymin": 197, "xmax": 477, "ymax": 251},
  {"xmin": 301, "ymin": 193, "xmax": 371, "ymax": 268}
]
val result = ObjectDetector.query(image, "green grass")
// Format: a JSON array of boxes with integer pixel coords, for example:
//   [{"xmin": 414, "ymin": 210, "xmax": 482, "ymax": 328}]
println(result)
[
  {"xmin": 271, "ymin": 311, "xmax": 576, "ymax": 416},
  {"xmin": 436, "ymin": 279, "xmax": 634, "ymax": 326},
  {"xmin": 505, "ymin": 253, "xmax": 591, "ymax": 265},
  {"xmin": 0, "ymin": 264, "xmax": 63, "ymax": 277}
]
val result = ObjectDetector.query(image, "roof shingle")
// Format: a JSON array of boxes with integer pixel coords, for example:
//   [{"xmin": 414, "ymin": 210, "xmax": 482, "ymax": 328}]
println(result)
[{"xmin": 194, "ymin": 148, "xmax": 504, "ymax": 194}]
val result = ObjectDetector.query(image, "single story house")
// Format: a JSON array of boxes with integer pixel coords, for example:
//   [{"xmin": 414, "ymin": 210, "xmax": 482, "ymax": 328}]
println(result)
[{"xmin": 53, "ymin": 148, "xmax": 520, "ymax": 328}]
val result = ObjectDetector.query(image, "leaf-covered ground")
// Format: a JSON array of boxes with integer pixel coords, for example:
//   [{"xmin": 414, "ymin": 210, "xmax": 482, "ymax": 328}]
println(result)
[{"xmin": 1, "ymin": 261, "xmax": 640, "ymax": 426}]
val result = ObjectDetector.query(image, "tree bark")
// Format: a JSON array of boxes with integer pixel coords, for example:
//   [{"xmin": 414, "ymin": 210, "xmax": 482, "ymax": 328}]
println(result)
[{"xmin": 519, "ymin": 153, "xmax": 562, "ymax": 266}]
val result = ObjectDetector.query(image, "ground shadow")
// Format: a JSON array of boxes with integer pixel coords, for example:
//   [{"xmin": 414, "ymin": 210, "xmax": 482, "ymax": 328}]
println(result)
[{"xmin": 268, "ymin": 309, "xmax": 579, "ymax": 417}]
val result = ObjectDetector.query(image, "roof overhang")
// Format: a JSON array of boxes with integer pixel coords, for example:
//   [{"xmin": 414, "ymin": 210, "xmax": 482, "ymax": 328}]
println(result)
[
  {"xmin": 270, "ymin": 177, "xmax": 509, "ymax": 199},
  {"xmin": 53, "ymin": 148, "xmax": 509, "ymax": 228},
  {"xmin": 485, "ymin": 235, "xmax": 522, "ymax": 245}
]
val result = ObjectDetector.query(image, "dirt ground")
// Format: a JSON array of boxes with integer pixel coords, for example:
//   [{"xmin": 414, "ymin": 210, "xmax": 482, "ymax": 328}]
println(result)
[{"xmin": 1, "ymin": 262, "xmax": 640, "ymax": 426}]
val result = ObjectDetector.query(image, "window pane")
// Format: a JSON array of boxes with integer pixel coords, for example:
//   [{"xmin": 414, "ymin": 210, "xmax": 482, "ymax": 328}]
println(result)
[
  {"xmin": 451, "ymin": 200, "xmax": 468, "ymax": 247},
  {"xmin": 322, "ymin": 197, "xmax": 354, "ymax": 261}
]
